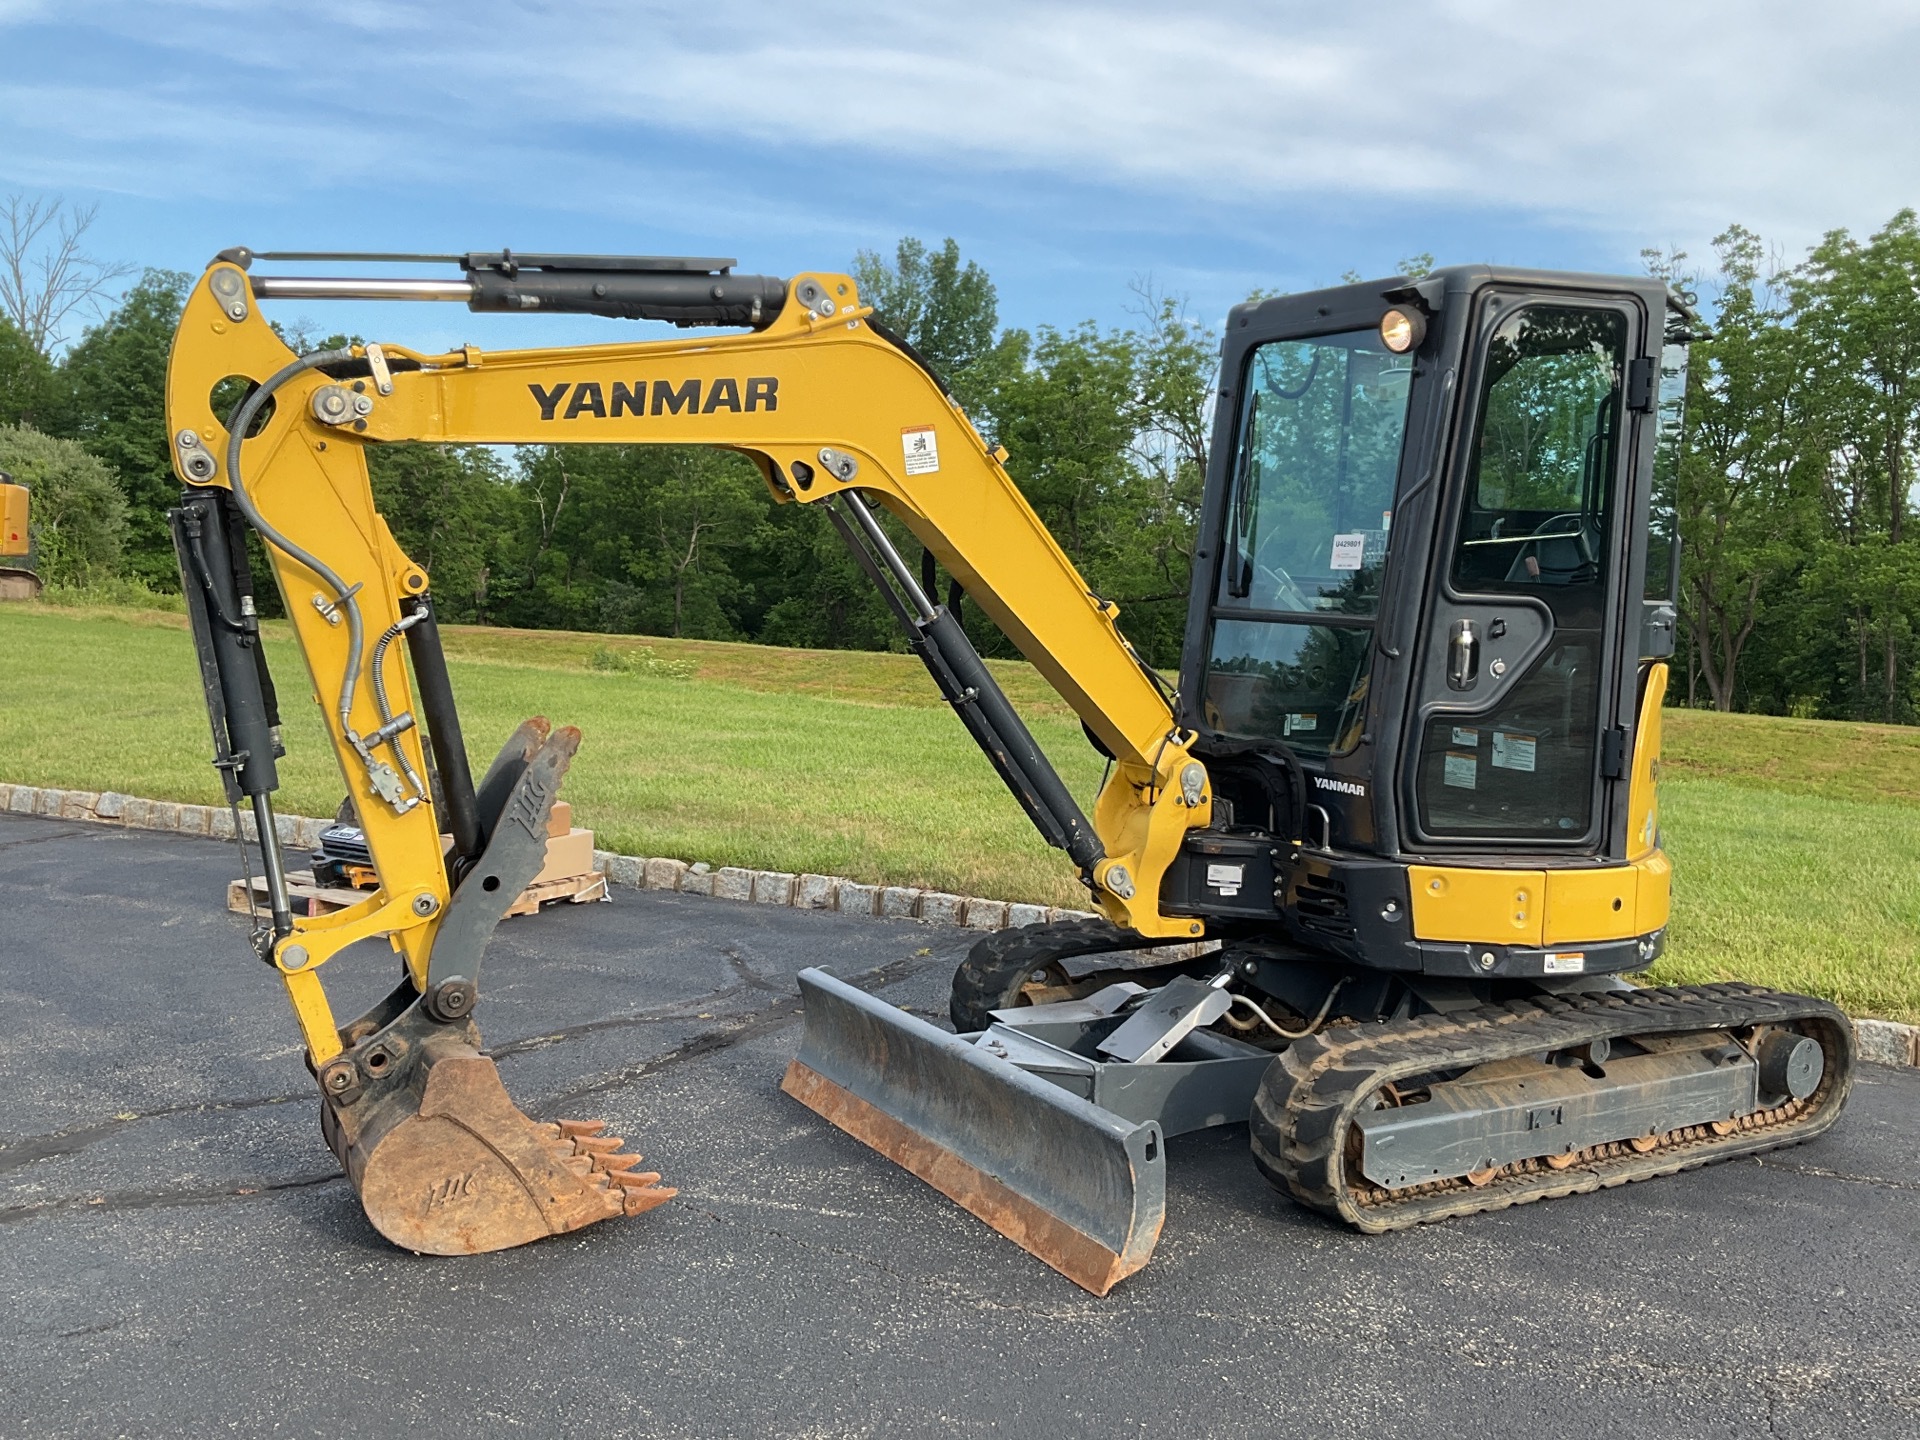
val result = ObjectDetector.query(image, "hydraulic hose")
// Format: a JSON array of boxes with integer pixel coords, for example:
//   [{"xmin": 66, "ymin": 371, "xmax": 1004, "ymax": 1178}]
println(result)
[
  {"xmin": 221, "ymin": 348, "xmax": 363, "ymax": 741},
  {"xmin": 372, "ymin": 612, "xmax": 427, "ymax": 801},
  {"xmin": 1227, "ymin": 980, "xmax": 1347, "ymax": 1040}
]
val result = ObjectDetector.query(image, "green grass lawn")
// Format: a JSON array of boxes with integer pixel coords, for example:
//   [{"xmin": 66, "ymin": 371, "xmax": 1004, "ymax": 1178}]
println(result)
[{"xmin": 5, "ymin": 602, "xmax": 1918, "ymax": 1022}]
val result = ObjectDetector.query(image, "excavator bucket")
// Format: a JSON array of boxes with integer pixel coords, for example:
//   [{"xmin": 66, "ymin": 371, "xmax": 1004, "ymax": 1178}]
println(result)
[
  {"xmin": 315, "ymin": 718, "xmax": 675, "ymax": 1254},
  {"xmin": 781, "ymin": 967, "xmax": 1165, "ymax": 1295},
  {"xmin": 321, "ymin": 1016, "xmax": 673, "ymax": 1254}
]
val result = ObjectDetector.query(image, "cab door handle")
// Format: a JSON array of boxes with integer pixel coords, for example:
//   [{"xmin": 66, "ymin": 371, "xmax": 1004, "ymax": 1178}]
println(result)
[{"xmin": 1447, "ymin": 618, "xmax": 1480, "ymax": 691}]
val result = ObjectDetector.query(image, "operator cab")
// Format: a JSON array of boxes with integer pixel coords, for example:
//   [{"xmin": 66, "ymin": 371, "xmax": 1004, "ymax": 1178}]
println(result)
[{"xmin": 1170, "ymin": 266, "xmax": 1688, "ymax": 965}]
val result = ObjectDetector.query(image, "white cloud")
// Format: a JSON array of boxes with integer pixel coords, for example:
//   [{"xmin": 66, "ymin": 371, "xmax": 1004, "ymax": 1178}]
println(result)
[{"xmin": 5, "ymin": 0, "xmax": 1917, "ymax": 262}]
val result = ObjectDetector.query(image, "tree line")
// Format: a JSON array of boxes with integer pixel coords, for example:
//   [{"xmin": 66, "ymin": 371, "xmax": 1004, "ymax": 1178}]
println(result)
[
  {"xmin": 1664, "ymin": 213, "xmax": 1920, "ymax": 721},
  {"xmin": 4, "ymin": 201, "xmax": 1920, "ymax": 720}
]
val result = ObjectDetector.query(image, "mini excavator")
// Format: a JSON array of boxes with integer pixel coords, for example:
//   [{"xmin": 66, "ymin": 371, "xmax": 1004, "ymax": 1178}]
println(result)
[
  {"xmin": 0, "ymin": 474, "xmax": 41, "ymax": 599},
  {"xmin": 163, "ymin": 248, "xmax": 1853, "ymax": 1289}
]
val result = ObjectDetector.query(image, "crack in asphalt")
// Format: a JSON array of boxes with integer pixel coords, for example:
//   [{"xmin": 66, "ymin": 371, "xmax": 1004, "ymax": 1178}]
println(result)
[
  {"xmin": 533, "ymin": 955, "xmax": 937, "ymax": 1110},
  {"xmin": 0, "ymin": 1093, "xmax": 308, "ymax": 1174},
  {"xmin": 0, "ymin": 1171, "xmax": 341, "ymax": 1225},
  {"xmin": 484, "ymin": 941, "xmax": 801, "ymax": 1057},
  {"xmin": 0, "ymin": 825, "xmax": 100, "ymax": 854},
  {"xmin": 1754, "ymin": 1157, "xmax": 1920, "ymax": 1191},
  {"xmin": 487, "ymin": 979, "xmax": 761, "ymax": 1058},
  {"xmin": 0, "ymin": 953, "xmax": 943, "ymax": 1217}
]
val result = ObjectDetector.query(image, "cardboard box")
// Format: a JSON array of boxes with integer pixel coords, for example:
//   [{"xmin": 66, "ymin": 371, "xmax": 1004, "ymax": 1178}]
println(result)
[
  {"xmin": 547, "ymin": 800, "xmax": 573, "ymax": 840},
  {"xmin": 534, "ymin": 826, "xmax": 594, "ymax": 885}
]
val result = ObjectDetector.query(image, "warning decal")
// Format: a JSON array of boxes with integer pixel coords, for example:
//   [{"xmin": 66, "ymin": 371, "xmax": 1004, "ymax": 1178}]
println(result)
[
  {"xmin": 1443, "ymin": 751, "xmax": 1477, "ymax": 789},
  {"xmin": 902, "ymin": 425, "xmax": 940, "ymax": 475},
  {"xmin": 1492, "ymin": 731, "xmax": 1538, "ymax": 772}
]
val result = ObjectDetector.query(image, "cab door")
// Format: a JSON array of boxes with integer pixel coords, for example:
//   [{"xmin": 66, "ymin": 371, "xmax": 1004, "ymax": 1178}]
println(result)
[{"xmin": 1402, "ymin": 290, "xmax": 1652, "ymax": 858}]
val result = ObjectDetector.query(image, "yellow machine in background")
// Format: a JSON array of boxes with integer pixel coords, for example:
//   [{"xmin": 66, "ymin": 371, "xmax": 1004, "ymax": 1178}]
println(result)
[
  {"xmin": 161, "ymin": 249, "xmax": 1853, "ymax": 1290},
  {"xmin": 0, "ymin": 476, "xmax": 40, "ymax": 600}
]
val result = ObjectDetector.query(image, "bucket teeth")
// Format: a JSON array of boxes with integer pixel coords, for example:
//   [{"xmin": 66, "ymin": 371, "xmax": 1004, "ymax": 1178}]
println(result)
[
  {"xmin": 613, "ymin": 1172, "xmax": 677, "ymax": 1216},
  {"xmin": 548, "ymin": 1121, "xmax": 655, "ymax": 1182},
  {"xmin": 330, "ymin": 1031, "xmax": 673, "ymax": 1254}
]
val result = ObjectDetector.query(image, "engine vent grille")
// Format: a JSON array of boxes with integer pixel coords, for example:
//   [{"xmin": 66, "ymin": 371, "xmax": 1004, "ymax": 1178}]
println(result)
[{"xmin": 1294, "ymin": 873, "xmax": 1353, "ymax": 936}]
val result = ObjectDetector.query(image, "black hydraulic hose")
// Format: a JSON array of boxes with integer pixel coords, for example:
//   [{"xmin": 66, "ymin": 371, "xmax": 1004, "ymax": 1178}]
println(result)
[
  {"xmin": 371, "ymin": 612, "xmax": 427, "ymax": 800},
  {"xmin": 867, "ymin": 318, "xmax": 956, "ymax": 402},
  {"xmin": 222, "ymin": 348, "xmax": 363, "ymax": 738},
  {"xmin": 182, "ymin": 528, "xmax": 249, "ymax": 633}
]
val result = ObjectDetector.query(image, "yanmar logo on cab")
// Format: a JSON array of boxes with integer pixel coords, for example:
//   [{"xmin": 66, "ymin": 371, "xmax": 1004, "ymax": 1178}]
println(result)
[
  {"xmin": 1311, "ymin": 774, "xmax": 1366, "ymax": 798},
  {"xmin": 528, "ymin": 377, "xmax": 778, "ymax": 421}
]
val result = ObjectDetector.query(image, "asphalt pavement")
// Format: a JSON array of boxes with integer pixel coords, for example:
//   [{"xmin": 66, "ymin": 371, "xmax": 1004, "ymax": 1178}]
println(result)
[{"xmin": 2, "ymin": 810, "xmax": 1916, "ymax": 1438}]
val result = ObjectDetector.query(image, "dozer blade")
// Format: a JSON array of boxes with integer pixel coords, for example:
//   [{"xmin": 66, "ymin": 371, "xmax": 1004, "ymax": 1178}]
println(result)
[
  {"xmin": 781, "ymin": 967, "xmax": 1165, "ymax": 1295},
  {"xmin": 322, "ymin": 1013, "xmax": 674, "ymax": 1255},
  {"xmin": 315, "ymin": 717, "xmax": 674, "ymax": 1254}
]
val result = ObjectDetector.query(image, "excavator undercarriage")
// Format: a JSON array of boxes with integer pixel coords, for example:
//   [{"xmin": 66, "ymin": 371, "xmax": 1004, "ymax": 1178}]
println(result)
[{"xmin": 161, "ymin": 247, "xmax": 1855, "ymax": 1288}]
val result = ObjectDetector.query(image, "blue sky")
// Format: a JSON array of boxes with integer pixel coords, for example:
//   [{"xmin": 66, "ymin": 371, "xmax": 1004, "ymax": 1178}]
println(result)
[{"xmin": 3, "ymin": 0, "xmax": 1917, "ymax": 352}]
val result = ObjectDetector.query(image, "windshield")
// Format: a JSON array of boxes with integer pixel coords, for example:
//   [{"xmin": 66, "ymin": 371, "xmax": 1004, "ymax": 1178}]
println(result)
[
  {"xmin": 1203, "ymin": 327, "xmax": 1414, "ymax": 757},
  {"xmin": 1221, "ymin": 329, "xmax": 1414, "ymax": 617}
]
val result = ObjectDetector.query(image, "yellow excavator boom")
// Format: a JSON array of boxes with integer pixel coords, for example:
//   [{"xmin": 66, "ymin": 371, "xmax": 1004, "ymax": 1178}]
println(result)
[{"xmin": 163, "ymin": 253, "xmax": 1210, "ymax": 1256}]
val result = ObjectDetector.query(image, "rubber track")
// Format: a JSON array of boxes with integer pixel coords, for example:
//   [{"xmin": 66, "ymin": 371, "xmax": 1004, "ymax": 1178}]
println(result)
[
  {"xmin": 949, "ymin": 917, "xmax": 1187, "ymax": 1032},
  {"xmin": 1249, "ymin": 982, "xmax": 1855, "ymax": 1233}
]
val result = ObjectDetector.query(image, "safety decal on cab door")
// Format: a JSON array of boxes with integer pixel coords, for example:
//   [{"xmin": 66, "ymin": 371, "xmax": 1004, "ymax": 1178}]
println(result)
[
  {"xmin": 1443, "ymin": 751, "xmax": 1478, "ymax": 789},
  {"xmin": 1491, "ymin": 731, "xmax": 1537, "ymax": 772},
  {"xmin": 902, "ymin": 425, "xmax": 940, "ymax": 475}
]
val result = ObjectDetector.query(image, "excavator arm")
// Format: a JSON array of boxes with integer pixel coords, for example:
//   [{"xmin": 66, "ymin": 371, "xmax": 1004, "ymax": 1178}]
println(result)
[{"xmin": 163, "ymin": 251, "xmax": 1213, "ymax": 1257}]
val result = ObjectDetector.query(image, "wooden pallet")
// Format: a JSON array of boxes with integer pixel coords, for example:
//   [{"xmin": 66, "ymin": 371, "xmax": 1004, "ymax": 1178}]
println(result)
[{"xmin": 227, "ymin": 868, "xmax": 610, "ymax": 923}]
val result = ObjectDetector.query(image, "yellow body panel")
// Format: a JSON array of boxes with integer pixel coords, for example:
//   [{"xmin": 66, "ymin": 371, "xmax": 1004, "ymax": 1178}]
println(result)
[
  {"xmin": 1628, "ymin": 663, "xmax": 1668, "ymax": 861},
  {"xmin": 1409, "ymin": 866, "xmax": 1546, "ymax": 945},
  {"xmin": 1632, "ymin": 848, "xmax": 1672, "ymax": 933},
  {"xmin": 1542, "ymin": 866, "xmax": 1638, "ymax": 945},
  {"xmin": 1410, "ymin": 857, "xmax": 1670, "ymax": 948},
  {"xmin": 0, "ymin": 482, "xmax": 27, "ymax": 559}
]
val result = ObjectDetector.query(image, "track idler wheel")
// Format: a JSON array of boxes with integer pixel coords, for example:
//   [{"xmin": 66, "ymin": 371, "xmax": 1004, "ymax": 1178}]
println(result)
[{"xmin": 320, "ymin": 1012, "xmax": 674, "ymax": 1255}]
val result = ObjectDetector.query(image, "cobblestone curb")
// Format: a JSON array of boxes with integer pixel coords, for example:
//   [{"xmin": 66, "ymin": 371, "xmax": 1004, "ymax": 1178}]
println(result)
[
  {"xmin": 8, "ymin": 779, "xmax": 1915, "ymax": 1067},
  {"xmin": 0, "ymin": 782, "xmax": 1100, "ymax": 933}
]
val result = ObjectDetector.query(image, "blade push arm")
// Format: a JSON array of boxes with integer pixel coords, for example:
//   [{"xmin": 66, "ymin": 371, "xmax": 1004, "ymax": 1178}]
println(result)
[{"xmin": 164, "ymin": 255, "xmax": 1212, "ymax": 1053}]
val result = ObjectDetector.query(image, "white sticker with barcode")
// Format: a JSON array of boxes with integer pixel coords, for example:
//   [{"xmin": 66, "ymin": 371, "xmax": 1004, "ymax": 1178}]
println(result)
[
  {"xmin": 1329, "ymin": 532, "xmax": 1366, "ymax": 570},
  {"xmin": 1206, "ymin": 862, "xmax": 1244, "ymax": 897}
]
